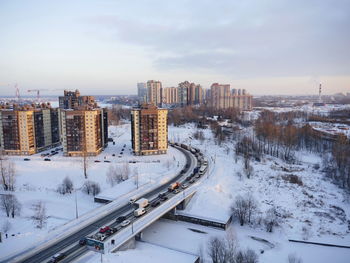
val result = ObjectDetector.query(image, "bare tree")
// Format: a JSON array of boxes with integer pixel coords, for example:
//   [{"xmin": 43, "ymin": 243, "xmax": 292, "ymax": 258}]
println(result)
[
  {"xmin": 288, "ymin": 253, "xmax": 303, "ymax": 263},
  {"xmin": 31, "ymin": 201, "xmax": 47, "ymax": 229},
  {"xmin": 0, "ymin": 155, "xmax": 17, "ymax": 191},
  {"xmin": 236, "ymin": 249, "xmax": 258, "ymax": 263},
  {"xmin": 246, "ymin": 193, "xmax": 258, "ymax": 224},
  {"xmin": 264, "ymin": 207, "xmax": 278, "ymax": 232},
  {"xmin": 81, "ymin": 139, "xmax": 90, "ymax": 179},
  {"xmin": 2, "ymin": 219, "xmax": 11, "ymax": 234},
  {"xmin": 231, "ymin": 195, "xmax": 248, "ymax": 226},
  {"xmin": 133, "ymin": 167, "xmax": 139, "ymax": 188},
  {"xmin": 57, "ymin": 176, "xmax": 74, "ymax": 195},
  {"xmin": 121, "ymin": 162, "xmax": 130, "ymax": 181},
  {"xmin": 82, "ymin": 180, "xmax": 101, "ymax": 196},
  {"xmin": 207, "ymin": 236, "xmax": 226, "ymax": 263},
  {"xmin": 1, "ymin": 194, "xmax": 21, "ymax": 218},
  {"xmin": 106, "ymin": 165, "xmax": 123, "ymax": 186}
]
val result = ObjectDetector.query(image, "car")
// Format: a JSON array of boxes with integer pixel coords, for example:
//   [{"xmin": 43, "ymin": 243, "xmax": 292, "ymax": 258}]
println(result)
[
  {"xmin": 48, "ymin": 253, "xmax": 65, "ymax": 263},
  {"xmin": 112, "ymin": 154, "xmax": 115, "ymax": 157},
  {"xmin": 173, "ymin": 189, "xmax": 180, "ymax": 194},
  {"xmin": 121, "ymin": 220, "xmax": 131, "ymax": 227},
  {"xmin": 99, "ymin": 226, "xmax": 111, "ymax": 233},
  {"xmin": 40, "ymin": 153, "xmax": 46, "ymax": 157},
  {"xmin": 185, "ymin": 176, "xmax": 192, "ymax": 181},
  {"xmin": 23, "ymin": 158, "xmax": 30, "ymax": 161},
  {"xmin": 158, "ymin": 192, "xmax": 166, "ymax": 198},
  {"xmin": 118, "ymin": 155, "xmax": 122, "ymax": 158},
  {"xmin": 129, "ymin": 197, "xmax": 137, "ymax": 204},
  {"xmin": 116, "ymin": 216, "xmax": 126, "ymax": 223},
  {"xmin": 151, "ymin": 200, "xmax": 160, "ymax": 207},
  {"xmin": 121, "ymin": 148, "xmax": 124, "ymax": 151},
  {"xmin": 181, "ymin": 184, "xmax": 189, "ymax": 189},
  {"xmin": 94, "ymin": 160, "xmax": 101, "ymax": 163},
  {"xmin": 104, "ymin": 160, "xmax": 111, "ymax": 163},
  {"xmin": 189, "ymin": 179, "xmax": 195, "ymax": 184},
  {"xmin": 79, "ymin": 238, "xmax": 86, "ymax": 246},
  {"xmin": 44, "ymin": 158, "xmax": 51, "ymax": 161},
  {"xmin": 195, "ymin": 174, "xmax": 200, "ymax": 178}
]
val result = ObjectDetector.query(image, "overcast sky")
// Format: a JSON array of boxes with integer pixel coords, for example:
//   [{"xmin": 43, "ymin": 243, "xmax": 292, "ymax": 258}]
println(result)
[{"xmin": 0, "ymin": 0, "xmax": 349, "ymax": 96}]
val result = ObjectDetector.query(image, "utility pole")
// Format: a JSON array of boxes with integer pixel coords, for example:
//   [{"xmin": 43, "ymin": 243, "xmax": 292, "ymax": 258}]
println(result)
[{"xmin": 75, "ymin": 189, "xmax": 78, "ymax": 219}]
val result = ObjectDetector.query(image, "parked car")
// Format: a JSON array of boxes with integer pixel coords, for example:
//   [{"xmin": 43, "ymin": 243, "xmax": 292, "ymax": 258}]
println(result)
[
  {"xmin": 160, "ymin": 195, "xmax": 168, "ymax": 201},
  {"xmin": 44, "ymin": 158, "xmax": 51, "ymax": 161},
  {"xmin": 104, "ymin": 160, "xmax": 111, "ymax": 163},
  {"xmin": 173, "ymin": 189, "xmax": 180, "ymax": 194},
  {"xmin": 189, "ymin": 179, "xmax": 195, "ymax": 184},
  {"xmin": 121, "ymin": 220, "xmax": 131, "ymax": 227},
  {"xmin": 94, "ymin": 160, "xmax": 101, "ymax": 163},
  {"xmin": 116, "ymin": 216, "xmax": 126, "ymax": 223},
  {"xmin": 23, "ymin": 158, "xmax": 30, "ymax": 161},
  {"xmin": 48, "ymin": 253, "xmax": 65, "ymax": 263},
  {"xmin": 112, "ymin": 154, "xmax": 115, "ymax": 157}
]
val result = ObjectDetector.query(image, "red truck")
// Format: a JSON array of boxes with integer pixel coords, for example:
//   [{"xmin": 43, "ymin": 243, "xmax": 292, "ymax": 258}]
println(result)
[{"xmin": 168, "ymin": 182, "xmax": 181, "ymax": 192}]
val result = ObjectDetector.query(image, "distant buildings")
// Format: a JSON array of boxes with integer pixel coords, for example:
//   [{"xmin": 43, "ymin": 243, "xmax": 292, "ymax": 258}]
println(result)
[
  {"xmin": 0, "ymin": 104, "xmax": 60, "ymax": 155},
  {"xmin": 210, "ymin": 83, "xmax": 252, "ymax": 110},
  {"xmin": 131, "ymin": 104, "xmax": 168, "ymax": 155},
  {"xmin": 59, "ymin": 90, "xmax": 108, "ymax": 157},
  {"xmin": 146, "ymin": 80, "xmax": 162, "ymax": 107},
  {"xmin": 137, "ymin": 83, "xmax": 147, "ymax": 103},
  {"xmin": 59, "ymin": 89, "xmax": 96, "ymax": 109},
  {"xmin": 139, "ymin": 80, "xmax": 252, "ymax": 110}
]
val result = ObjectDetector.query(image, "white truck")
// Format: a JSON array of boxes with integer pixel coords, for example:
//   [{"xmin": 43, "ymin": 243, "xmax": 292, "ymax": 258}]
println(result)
[
  {"xmin": 134, "ymin": 207, "xmax": 146, "ymax": 217},
  {"xmin": 134, "ymin": 198, "xmax": 149, "ymax": 208},
  {"xmin": 199, "ymin": 164, "xmax": 208, "ymax": 175}
]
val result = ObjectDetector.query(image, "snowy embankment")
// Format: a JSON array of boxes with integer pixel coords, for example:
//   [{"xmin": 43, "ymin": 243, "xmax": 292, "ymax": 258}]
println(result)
[
  {"xmin": 168, "ymin": 123, "xmax": 350, "ymax": 263},
  {"xmin": 0, "ymin": 124, "xmax": 185, "ymax": 260}
]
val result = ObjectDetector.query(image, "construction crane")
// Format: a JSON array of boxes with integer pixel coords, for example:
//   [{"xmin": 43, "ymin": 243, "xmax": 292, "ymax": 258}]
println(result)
[
  {"xmin": 27, "ymin": 89, "xmax": 50, "ymax": 101},
  {"xmin": 15, "ymin": 84, "xmax": 20, "ymax": 101}
]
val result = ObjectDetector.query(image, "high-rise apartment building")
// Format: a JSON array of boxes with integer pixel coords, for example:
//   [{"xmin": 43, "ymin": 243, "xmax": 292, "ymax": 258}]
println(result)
[
  {"xmin": 131, "ymin": 104, "xmax": 168, "ymax": 156},
  {"xmin": 210, "ymin": 83, "xmax": 252, "ymax": 110},
  {"xmin": 0, "ymin": 104, "xmax": 60, "ymax": 155},
  {"xmin": 59, "ymin": 89, "xmax": 96, "ymax": 109},
  {"xmin": 188, "ymin": 83, "xmax": 203, "ymax": 105},
  {"xmin": 146, "ymin": 80, "xmax": 162, "ymax": 106},
  {"xmin": 137, "ymin": 83, "xmax": 147, "ymax": 103},
  {"xmin": 162, "ymin": 87, "xmax": 178, "ymax": 105},
  {"xmin": 59, "ymin": 90, "xmax": 108, "ymax": 157},
  {"xmin": 60, "ymin": 108, "xmax": 108, "ymax": 157}
]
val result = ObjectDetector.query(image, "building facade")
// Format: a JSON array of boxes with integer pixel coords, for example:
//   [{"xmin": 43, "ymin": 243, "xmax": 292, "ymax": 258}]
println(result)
[
  {"xmin": 146, "ymin": 80, "xmax": 162, "ymax": 106},
  {"xmin": 59, "ymin": 89, "xmax": 96, "ymax": 109},
  {"xmin": 210, "ymin": 83, "xmax": 252, "ymax": 110},
  {"xmin": 162, "ymin": 87, "xmax": 178, "ymax": 105},
  {"xmin": 131, "ymin": 104, "xmax": 168, "ymax": 155},
  {"xmin": 0, "ymin": 104, "xmax": 60, "ymax": 155},
  {"xmin": 60, "ymin": 107, "xmax": 108, "ymax": 157}
]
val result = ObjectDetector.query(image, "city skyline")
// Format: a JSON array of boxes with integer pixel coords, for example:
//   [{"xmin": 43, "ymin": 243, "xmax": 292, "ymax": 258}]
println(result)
[{"xmin": 1, "ymin": 0, "xmax": 349, "ymax": 96}]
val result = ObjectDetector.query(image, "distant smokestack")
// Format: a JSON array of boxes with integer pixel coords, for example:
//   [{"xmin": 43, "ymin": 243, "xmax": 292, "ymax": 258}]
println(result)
[{"xmin": 319, "ymin": 83, "xmax": 322, "ymax": 103}]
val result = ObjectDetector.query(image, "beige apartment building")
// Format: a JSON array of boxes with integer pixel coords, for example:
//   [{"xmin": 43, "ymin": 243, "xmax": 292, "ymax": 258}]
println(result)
[
  {"xmin": 60, "ymin": 108, "xmax": 108, "ymax": 157},
  {"xmin": 0, "ymin": 104, "xmax": 60, "ymax": 155},
  {"xmin": 146, "ymin": 80, "xmax": 162, "ymax": 106},
  {"xmin": 210, "ymin": 83, "xmax": 252, "ymax": 110},
  {"xmin": 162, "ymin": 87, "xmax": 178, "ymax": 105},
  {"xmin": 131, "ymin": 104, "xmax": 168, "ymax": 155}
]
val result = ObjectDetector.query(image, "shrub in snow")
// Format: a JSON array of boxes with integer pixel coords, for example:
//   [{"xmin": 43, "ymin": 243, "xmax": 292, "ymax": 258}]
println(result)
[
  {"xmin": 288, "ymin": 253, "xmax": 303, "ymax": 263},
  {"xmin": 31, "ymin": 201, "xmax": 47, "ymax": 229},
  {"xmin": 57, "ymin": 176, "xmax": 74, "ymax": 195},
  {"xmin": 0, "ymin": 194, "xmax": 21, "ymax": 218},
  {"xmin": 82, "ymin": 180, "xmax": 101, "ymax": 196},
  {"xmin": 236, "ymin": 249, "xmax": 258, "ymax": 263},
  {"xmin": 281, "ymin": 174, "xmax": 303, "ymax": 186},
  {"xmin": 2, "ymin": 219, "xmax": 11, "ymax": 233},
  {"xmin": 264, "ymin": 207, "xmax": 278, "ymax": 232},
  {"xmin": 231, "ymin": 193, "xmax": 259, "ymax": 226},
  {"xmin": 106, "ymin": 165, "xmax": 122, "ymax": 186}
]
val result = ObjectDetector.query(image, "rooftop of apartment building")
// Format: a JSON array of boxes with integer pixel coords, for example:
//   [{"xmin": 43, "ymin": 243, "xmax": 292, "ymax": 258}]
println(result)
[{"xmin": 0, "ymin": 102, "xmax": 54, "ymax": 111}]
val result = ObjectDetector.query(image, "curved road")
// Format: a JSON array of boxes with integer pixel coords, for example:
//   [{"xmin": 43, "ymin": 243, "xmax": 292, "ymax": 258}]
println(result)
[{"xmin": 3, "ymin": 145, "xmax": 197, "ymax": 263}]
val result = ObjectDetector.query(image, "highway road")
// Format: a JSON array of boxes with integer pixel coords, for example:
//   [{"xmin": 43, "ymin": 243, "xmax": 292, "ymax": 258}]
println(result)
[{"xmin": 5, "ymin": 145, "xmax": 198, "ymax": 263}]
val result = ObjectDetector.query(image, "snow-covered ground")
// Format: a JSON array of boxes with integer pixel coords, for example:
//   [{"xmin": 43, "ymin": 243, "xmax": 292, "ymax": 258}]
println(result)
[
  {"xmin": 1, "ymin": 120, "xmax": 349, "ymax": 263},
  {"xmin": 168, "ymin": 123, "xmax": 350, "ymax": 262},
  {"xmin": 0, "ymin": 124, "xmax": 185, "ymax": 259}
]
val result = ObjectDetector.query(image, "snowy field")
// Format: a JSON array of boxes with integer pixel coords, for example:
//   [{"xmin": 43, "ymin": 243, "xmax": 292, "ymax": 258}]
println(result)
[
  {"xmin": 0, "ymin": 124, "xmax": 185, "ymax": 259},
  {"xmin": 168, "ymin": 123, "xmax": 350, "ymax": 262}
]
